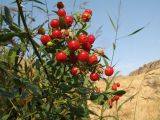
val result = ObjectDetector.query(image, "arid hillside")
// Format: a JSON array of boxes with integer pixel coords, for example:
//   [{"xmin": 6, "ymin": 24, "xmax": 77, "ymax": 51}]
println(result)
[
  {"xmin": 89, "ymin": 60, "xmax": 160, "ymax": 120},
  {"xmin": 129, "ymin": 60, "xmax": 160, "ymax": 76}
]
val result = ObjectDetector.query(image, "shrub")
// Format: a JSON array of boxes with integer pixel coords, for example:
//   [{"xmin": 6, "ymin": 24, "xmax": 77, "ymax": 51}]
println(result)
[{"xmin": 0, "ymin": 1, "xmax": 126, "ymax": 119}]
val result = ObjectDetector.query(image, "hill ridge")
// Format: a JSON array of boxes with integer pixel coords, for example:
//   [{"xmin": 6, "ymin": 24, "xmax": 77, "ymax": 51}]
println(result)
[{"xmin": 129, "ymin": 59, "xmax": 160, "ymax": 76}]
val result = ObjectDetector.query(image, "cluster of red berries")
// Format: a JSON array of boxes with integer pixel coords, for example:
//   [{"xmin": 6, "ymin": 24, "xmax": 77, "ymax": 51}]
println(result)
[
  {"xmin": 108, "ymin": 82, "xmax": 121, "ymax": 107},
  {"xmin": 95, "ymin": 82, "xmax": 122, "ymax": 107},
  {"xmin": 40, "ymin": 2, "xmax": 114, "ymax": 82},
  {"xmin": 112, "ymin": 82, "xmax": 120, "ymax": 91}
]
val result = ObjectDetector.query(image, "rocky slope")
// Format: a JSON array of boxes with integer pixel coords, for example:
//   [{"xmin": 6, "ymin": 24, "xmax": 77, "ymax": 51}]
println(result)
[{"xmin": 89, "ymin": 60, "xmax": 160, "ymax": 120}]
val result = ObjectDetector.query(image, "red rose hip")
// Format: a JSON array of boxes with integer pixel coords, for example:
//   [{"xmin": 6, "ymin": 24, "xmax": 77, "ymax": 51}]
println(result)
[
  {"xmin": 38, "ymin": 27, "xmax": 45, "ymax": 35},
  {"xmin": 78, "ymin": 34, "xmax": 88, "ymax": 44},
  {"xmin": 112, "ymin": 84, "xmax": 117, "ymax": 91},
  {"xmin": 88, "ymin": 54, "xmax": 98, "ymax": 64},
  {"xmin": 96, "ymin": 89, "xmax": 101, "ymax": 93},
  {"xmin": 105, "ymin": 66, "xmax": 114, "ymax": 76},
  {"xmin": 71, "ymin": 67, "xmax": 79, "ymax": 75},
  {"xmin": 57, "ymin": 2, "xmax": 64, "ymax": 9},
  {"xmin": 65, "ymin": 16, "xmax": 74, "ymax": 27},
  {"xmin": 50, "ymin": 19, "xmax": 59, "ymax": 28},
  {"xmin": 52, "ymin": 30, "xmax": 62, "ymax": 39},
  {"xmin": 57, "ymin": 9, "xmax": 66, "ymax": 17},
  {"xmin": 68, "ymin": 40, "xmax": 80, "ymax": 51},
  {"xmin": 116, "ymin": 82, "xmax": 120, "ymax": 87},
  {"xmin": 82, "ymin": 42, "xmax": 92, "ymax": 52},
  {"xmin": 90, "ymin": 73, "xmax": 100, "ymax": 81},
  {"xmin": 78, "ymin": 51, "xmax": 89, "ymax": 62},
  {"xmin": 56, "ymin": 51, "xmax": 67, "ymax": 62},
  {"xmin": 113, "ymin": 96, "xmax": 120, "ymax": 101},
  {"xmin": 81, "ymin": 12, "xmax": 91, "ymax": 22},
  {"xmin": 85, "ymin": 9, "xmax": 92, "ymax": 16},
  {"xmin": 109, "ymin": 100, "xmax": 113, "ymax": 108},
  {"xmin": 40, "ymin": 35, "xmax": 51, "ymax": 45},
  {"xmin": 87, "ymin": 34, "xmax": 95, "ymax": 44}
]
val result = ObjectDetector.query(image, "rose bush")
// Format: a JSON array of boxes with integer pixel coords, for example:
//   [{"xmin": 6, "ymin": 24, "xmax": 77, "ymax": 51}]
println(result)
[{"xmin": 0, "ymin": 1, "xmax": 126, "ymax": 120}]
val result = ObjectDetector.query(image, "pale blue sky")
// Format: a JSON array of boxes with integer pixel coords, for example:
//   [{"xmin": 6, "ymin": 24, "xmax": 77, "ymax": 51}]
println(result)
[{"xmin": 1, "ymin": 0, "xmax": 160, "ymax": 75}]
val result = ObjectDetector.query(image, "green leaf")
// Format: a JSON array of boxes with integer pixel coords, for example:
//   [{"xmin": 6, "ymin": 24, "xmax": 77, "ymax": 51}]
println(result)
[
  {"xmin": 95, "ymin": 94, "xmax": 105, "ymax": 105},
  {"xmin": 103, "ymin": 57, "xmax": 109, "ymax": 66},
  {"xmin": 77, "ymin": 87, "xmax": 89, "ymax": 95},
  {"xmin": 60, "ymin": 83, "xmax": 72, "ymax": 92},
  {"xmin": 76, "ymin": 22, "xmax": 87, "ymax": 36},
  {"xmin": 103, "ymin": 92, "xmax": 112, "ymax": 96},
  {"xmin": 8, "ymin": 50, "xmax": 17, "ymax": 65},
  {"xmin": 0, "ymin": 87, "xmax": 13, "ymax": 98},
  {"xmin": 113, "ymin": 90, "xmax": 126, "ymax": 96},
  {"xmin": 0, "ymin": 32, "xmax": 19, "ymax": 45},
  {"xmin": 102, "ymin": 54, "xmax": 110, "ymax": 60},
  {"xmin": 0, "ymin": 61, "xmax": 9, "ymax": 72},
  {"xmin": 4, "ymin": 6, "xmax": 12, "ymax": 25},
  {"xmin": 0, "ymin": 114, "xmax": 10, "ymax": 120},
  {"xmin": 9, "ymin": 24, "xmax": 22, "ymax": 33},
  {"xmin": 108, "ymin": 14, "xmax": 116, "ymax": 31},
  {"xmin": 81, "ymin": 29, "xmax": 88, "ymax": 35},
  {"xmin": 128, "ymin": 27, "xmax": 144, "ymax": 36},
  {"xmin": 54, "ymin": 64, "xmax": 65, "ymax": 79},
  {"xmin": 90, "ymin": 92, "xmax": 100, "ymax": 100},
  {"xmin": 13, "ymin": 76, "xmax": 41, "ymax": 95},
  {"xmin": 52, "ymin": 10, "xmax": 58, "ymax": 14}
]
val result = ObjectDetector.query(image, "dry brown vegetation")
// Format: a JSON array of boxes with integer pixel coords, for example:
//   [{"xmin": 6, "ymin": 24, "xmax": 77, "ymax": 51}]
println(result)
[{"xmin": 89, "ymin": 60, "xmax": 160, "ymax": 120}]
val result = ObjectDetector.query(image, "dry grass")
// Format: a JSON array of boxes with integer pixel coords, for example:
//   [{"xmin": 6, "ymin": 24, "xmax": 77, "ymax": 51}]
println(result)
[{"xmin": 88, "ymin": 68, "xmax": 160, "ymax": 120}]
